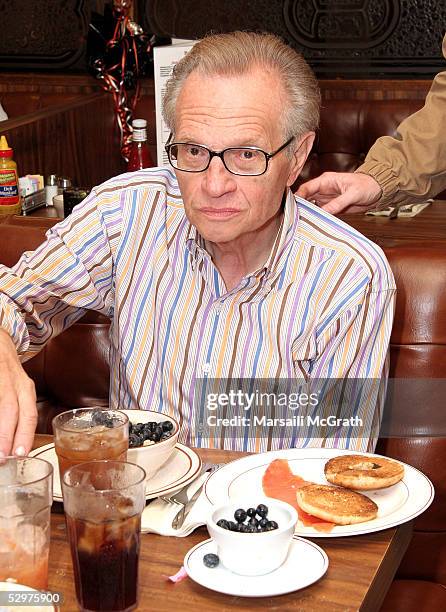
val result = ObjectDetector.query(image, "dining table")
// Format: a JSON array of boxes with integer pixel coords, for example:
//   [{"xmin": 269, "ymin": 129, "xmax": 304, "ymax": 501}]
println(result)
[{"xmin": 32, "ymin": 434, "xmax": 412, "ymax": 611}]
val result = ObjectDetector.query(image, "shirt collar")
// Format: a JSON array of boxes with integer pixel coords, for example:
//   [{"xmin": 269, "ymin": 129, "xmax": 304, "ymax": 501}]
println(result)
[{"xmin": 185, "ymin": 188, "xmax": 298, "ymax": 279}]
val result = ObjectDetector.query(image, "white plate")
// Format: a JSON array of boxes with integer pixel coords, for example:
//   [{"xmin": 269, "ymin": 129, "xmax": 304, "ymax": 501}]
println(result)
[
  {"xmin": 29, "ymin": 443, "xmax": 201, "ymax": 501},
  {"xmin": 204, "ymin": 448, "xmax": 434, "ymax": 537},
  {"xmin": 184, "ymin": 536, "xmax": 328, "ymax": 597}
]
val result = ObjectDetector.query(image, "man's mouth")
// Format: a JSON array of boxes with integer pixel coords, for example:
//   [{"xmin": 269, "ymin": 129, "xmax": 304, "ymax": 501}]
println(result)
[{"xmin": 199, "ymin": 208, "xmax": 241, "ymax": 219}]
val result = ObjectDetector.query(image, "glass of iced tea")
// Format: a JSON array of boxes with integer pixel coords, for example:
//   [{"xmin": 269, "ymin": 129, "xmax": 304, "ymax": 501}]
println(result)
[
  {"xmin": 52, "ymin": 408, "xmax": 129, "ymax": 481},
  {"xmin": 62, "ymin": 460, "xmax": 146, "ymax": 612},
  {"xmin": 0, "ymin": 456, "xmax": 53, "ymax": 589}
]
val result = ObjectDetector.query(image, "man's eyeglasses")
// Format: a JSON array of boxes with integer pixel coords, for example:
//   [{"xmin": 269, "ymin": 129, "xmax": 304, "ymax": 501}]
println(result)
[{"xmin": 165, "ymin": 136, "xmax": 295, "ymax": 176}]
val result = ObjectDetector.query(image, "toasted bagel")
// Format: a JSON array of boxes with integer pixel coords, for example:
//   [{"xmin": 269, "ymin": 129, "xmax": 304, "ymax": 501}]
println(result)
[
  {"xmin": 324, "ymin": 455, "xmax": 405, "ymax": 490},
  {"xmin": 296, "ymin": 484, "xmax": 378, "ymax": 525}
]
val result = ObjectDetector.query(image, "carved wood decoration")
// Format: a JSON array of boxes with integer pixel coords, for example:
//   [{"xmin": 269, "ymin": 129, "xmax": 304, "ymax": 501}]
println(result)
[
  {"xmin": 142, "ymin": 0, "xmax": 446, "ymax": 77},
  {"xmin": 0, "ymin": 0, "xmax": 91, "ymax": 70}
]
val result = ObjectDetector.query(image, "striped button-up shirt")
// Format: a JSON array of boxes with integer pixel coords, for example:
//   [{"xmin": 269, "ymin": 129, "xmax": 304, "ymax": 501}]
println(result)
[{"xmin": 0, "ymin": 167, "xmax": 395, "ymax": 451}]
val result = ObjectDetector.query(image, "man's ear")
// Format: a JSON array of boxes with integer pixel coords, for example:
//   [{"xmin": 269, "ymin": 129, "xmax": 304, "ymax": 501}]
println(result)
[{"xmin": 286, "ymin": 131, "xmax": 316, "ymax": 187}]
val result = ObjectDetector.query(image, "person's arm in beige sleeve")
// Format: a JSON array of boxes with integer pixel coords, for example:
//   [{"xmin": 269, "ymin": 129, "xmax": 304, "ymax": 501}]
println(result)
[
  {"xmin": 298, "ymin": 34, "xmax": 446, "ymax": 214},
  {"xmin": 358, "ymin": 34, "xmax": 446, "ymax": 209}
]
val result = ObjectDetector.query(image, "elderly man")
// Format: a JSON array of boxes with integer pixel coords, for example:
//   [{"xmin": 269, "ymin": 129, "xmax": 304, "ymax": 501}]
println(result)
[{"xmin": 0, "ymin": 31, "xmax": 395, "ymax": 456}]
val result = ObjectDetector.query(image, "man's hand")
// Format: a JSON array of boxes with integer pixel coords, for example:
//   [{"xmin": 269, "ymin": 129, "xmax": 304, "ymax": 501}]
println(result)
[
  {"xmin": 0, "ymin": 329, "xmax": 37, "ymax": 457},
  {"xmin": 297, "ymin": 172, "xmax": 382, "ymax": 214}
]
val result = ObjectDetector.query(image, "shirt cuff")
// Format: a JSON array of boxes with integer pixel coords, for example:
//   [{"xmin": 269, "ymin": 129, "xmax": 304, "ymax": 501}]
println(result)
[
  {"xmin": 354, "ymin": 163, "xmax": 399, "ymax": 210},
  {"xmin": 0, "ymin": 300, "xmax": 30, "ymax": 355}
]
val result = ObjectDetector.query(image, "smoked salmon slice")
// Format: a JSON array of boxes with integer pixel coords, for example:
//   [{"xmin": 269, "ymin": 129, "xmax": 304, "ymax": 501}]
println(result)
[{"xmin": 262, "ymin": 458, "xmax": 335, "ymax": 532}]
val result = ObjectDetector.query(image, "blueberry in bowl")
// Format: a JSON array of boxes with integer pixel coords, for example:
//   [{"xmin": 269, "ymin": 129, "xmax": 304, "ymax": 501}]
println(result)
[{"xmin": 121, "ymin": 410, "xmax": 180, "ymax": 479}]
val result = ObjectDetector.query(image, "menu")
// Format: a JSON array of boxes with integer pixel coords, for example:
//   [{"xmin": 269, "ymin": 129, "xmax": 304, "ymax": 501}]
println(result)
[{"xmin": 153, "ymin": 40, "xmax": 196, "ymax": 166}]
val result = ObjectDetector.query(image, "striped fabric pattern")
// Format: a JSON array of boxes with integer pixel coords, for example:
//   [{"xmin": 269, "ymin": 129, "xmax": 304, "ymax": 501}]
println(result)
[{"xmin": 0, "ymin": 167, "xmax": 396, "ymax": 451}]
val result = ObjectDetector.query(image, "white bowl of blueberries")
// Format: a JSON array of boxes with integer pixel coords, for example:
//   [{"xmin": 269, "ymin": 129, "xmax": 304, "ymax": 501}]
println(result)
[
  {"xmin": 207, "ymin": 497, "xmax": 298, "ymax": 576},
  {"xmin": 121, "ymin": 410, "xmax": 180, "ymax": 479}
]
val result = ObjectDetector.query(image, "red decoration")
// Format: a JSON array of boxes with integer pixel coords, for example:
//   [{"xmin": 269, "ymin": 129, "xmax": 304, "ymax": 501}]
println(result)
[{"xmin": 92, "ymin": 0, "xmax": 152, "ymax": 162}]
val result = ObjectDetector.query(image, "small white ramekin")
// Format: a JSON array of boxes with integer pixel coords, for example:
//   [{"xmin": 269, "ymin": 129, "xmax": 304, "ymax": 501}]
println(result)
[{"xmin": 207, "ymin": 497, "xmax": 298, "ymax": 575}]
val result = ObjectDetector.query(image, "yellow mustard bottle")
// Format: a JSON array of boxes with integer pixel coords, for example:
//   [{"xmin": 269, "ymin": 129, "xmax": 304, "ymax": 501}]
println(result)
[{"xmin": 0, "ymin": 135, "xmax": 21, "ymax": 215}]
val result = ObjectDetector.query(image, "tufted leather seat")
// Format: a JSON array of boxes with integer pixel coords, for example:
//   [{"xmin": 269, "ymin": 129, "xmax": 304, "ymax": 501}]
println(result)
[{"xmin": 376, "ymin": 241, "xmax": 446, "ymax": 609}]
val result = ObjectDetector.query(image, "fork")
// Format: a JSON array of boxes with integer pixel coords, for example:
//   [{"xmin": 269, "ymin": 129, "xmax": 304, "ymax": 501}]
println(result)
[{"xmin": 160, "ymin": 462, "xmax": 222, "ymax": 528}]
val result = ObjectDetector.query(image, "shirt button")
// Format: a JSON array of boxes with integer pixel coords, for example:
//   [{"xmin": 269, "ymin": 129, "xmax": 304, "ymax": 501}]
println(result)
[{"xmin": 203, "ymin": 363, "xmax": 211, "ymax": 374}]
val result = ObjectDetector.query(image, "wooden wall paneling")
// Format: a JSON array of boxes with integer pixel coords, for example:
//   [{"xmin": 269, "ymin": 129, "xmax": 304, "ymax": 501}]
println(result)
[
  {"xmin": 0, "ymin": 0, "xmax": 91, "ymax": 71},
  {"xmin": 319, "ymin": 79, "xmax": 432, "ymax": 102},
  {"xmin": 142, "ymin": 0, "xmax": 446, "ymax": 77},
  {"xmin": 0, "ymin": 94, "xmax": 126, "ymax": 189}
]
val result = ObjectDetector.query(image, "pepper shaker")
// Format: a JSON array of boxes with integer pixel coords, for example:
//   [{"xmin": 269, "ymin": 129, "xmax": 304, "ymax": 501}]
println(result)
[{"xmin": 57, "ymin": 176, "xmax": 72, "ymax": 195}]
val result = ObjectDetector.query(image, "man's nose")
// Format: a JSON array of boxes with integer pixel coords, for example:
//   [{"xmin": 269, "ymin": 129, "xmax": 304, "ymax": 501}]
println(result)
[{"xmin": 202, "ymin": 156, "xmax": 237, "ymax": 196}]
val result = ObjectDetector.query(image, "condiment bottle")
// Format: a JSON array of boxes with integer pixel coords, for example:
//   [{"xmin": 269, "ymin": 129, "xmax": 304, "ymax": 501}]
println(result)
[
  {"xmin": 0, "ymin": 135, "xmax": 21, "ymax": 214},
  {"xmin": 57, "ymin": 176, "xmax": 72, "ymax": 195},
  {"xmin": 127, "ymin": 119, "xmax": 154, "ymax": 171}
]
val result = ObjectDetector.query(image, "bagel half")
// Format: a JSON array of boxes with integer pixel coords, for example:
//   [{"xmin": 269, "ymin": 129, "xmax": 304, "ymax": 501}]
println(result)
[
  {"xmin": 324, "ymin": 455, "xmax": 405, "ymax": 490},
  {"xmin": 296, "ymin": 484, "xmax": 378, "ymax": 525}
]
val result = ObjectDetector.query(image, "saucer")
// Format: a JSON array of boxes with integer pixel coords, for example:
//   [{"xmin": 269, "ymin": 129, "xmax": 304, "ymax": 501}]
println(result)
[
  {"xmin": 29, "ymin": 443, "xmax": 201, "ymax": 501},
  {"xmin": 184, "ymin": 536, "xmax": 328, "ymax": 597}
]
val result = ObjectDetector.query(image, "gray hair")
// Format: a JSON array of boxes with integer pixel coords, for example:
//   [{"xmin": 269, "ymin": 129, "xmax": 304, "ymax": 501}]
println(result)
[{"xmin": 162, "ymin": 31, "xmax": 320, "ymax": 150}]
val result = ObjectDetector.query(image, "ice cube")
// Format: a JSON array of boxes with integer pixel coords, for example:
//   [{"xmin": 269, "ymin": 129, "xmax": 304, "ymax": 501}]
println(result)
[
  {"xmin": 115, "ymin": 496, "xmax": 134, "ymax": 518},
  {"xmin": 15, "ymin": 524, "xmax": 47, "ymax": 556},
  {"xmin": 0, "ymin": 502, "xmax": 22, "ymax": 518}
]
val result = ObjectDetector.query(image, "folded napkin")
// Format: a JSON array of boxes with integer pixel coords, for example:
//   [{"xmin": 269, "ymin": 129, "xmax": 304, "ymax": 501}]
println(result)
[
  {"xmin": 141, "ymin": 472, "xmax": 212, "ymax": 537},
  {"xmin": 366, "ymin": 199, "xmax": 432, "ymax": 218}
]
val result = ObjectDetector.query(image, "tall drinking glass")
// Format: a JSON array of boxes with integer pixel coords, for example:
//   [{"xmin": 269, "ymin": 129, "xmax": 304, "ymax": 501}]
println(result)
[
  {"xmin": 0, "ymin": 456, "xmax": 53, "ymax": 589},
  {"xmin": 52, "ymin": 408, "xmax": 129, "ymax": 481},
  {"xmin": 62, "ymin": 460, "xmax": 146, "ymax": 612}
]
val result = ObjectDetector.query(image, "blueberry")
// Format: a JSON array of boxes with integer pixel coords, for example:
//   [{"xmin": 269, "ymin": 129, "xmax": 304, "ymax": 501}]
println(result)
[
  {"xmin": 239, "ymin": 523, "xmax": 249, "ymax": 533},
  {"xmin": 91, "ymin": 410, "xmax": 109, "ymax": 426},
  {"xmin": 266, "ymin": 520, "xmax": 278, "ymax": 531},
  {"xmin": 234, "ymin": 508, "xmax": 247, "ymax": 523},
  {"xmin": 246, "ymin": 507, "xmax": 256, "ymax": 518},
  {"xmin": 216, "ymin": 519, "xmax": 229, "ymax": 530},
  {"xmin": 246, "ymin": 524, "xmax": 257, "ymax": 533},
  {"xmin": 203, "ymin": 553, "xmax": 219, "ymax": 568},
  {"xmin": 259, "ymin": 518, "xmax": 268, "ymax": 528},
  {"xmin": 162, "ymin": 421, "xmax": 174, "ymax": 432},
  {"xmin": 256, "ymin": 504, "xmax": 268, "ymax": 518},
  {"xmin": 129, "ymin": 433, "xmax": 140, "ymax": 448},
  {"xmin": 227, "ymin": 521, "xmax": 238, "ymax": 531},
  {"xmin": 248, "ymin": 517, "xmax": 258, "ymax": 528}
]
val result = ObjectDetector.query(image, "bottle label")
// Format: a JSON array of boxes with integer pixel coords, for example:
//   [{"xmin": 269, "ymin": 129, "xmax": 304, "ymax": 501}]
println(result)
[{"xmin": 0, "ymin": 169, "xmax": 19, "ymax": 204}]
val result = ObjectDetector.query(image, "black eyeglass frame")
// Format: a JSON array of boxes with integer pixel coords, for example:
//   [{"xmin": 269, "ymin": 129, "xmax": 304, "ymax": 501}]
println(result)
[{"xmin": 164, "ymin": 135, "xmax": 295, "ymax": 176}]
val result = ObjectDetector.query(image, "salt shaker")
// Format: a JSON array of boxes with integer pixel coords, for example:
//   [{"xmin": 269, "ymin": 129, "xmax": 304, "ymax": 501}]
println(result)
[{"xmin": 45, "ymin": 174, "xmax": 58, "ymax": 207}]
